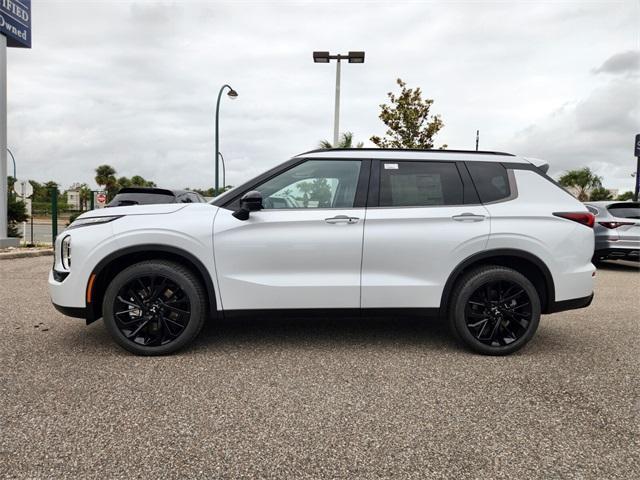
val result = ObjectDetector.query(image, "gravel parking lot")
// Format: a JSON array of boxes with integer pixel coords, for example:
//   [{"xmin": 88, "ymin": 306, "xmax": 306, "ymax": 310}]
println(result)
[{"xmin": 1, "ymin": 256, "xmax": 638, "ymax": 479}]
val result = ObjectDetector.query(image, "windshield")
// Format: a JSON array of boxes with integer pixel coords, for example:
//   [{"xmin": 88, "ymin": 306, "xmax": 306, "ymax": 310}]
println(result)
[
  {"xmin": 608, "ymin": 203, "xmax": 640, "ymax": 219},
  {"xmin": 108, "ymin": 193, "xmax": 176, "ymax": 207}
]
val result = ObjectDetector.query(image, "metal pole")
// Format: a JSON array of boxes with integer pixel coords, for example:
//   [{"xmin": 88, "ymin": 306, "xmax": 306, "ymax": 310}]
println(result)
[
  {"xmin": 7, "ymin": 147, "xmax": 15, "ymax": 179},
  {"xmin": 475, "ymin": 130, "xmax": 479, "ymax": 151},
  {"xmin": 214, "ymin": 84, "xmax": 232, "ymax": 194},
  {"xmin": 634, "ymin": 157, "xmax": 639, "ymax": 202},
  {"xmin": 90, "ymin": 190, "xmax": 95, "ymax": 210},
  {"xmin": 0, "ymin": 34, "xmax": 10, "ymax": 246},
  {"xmin": 333, "ymin": 58, "xmax": 341, "ymax": 146},
  {"xmin": 218, "ymin": 152, "xmax": 226, "ymax": 190},
  {"xmin": 51, "ymin": 187, "xmax": 58, "ymax": 241}
]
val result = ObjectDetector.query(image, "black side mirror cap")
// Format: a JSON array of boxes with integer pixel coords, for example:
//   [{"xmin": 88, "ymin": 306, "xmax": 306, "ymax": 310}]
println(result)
[{"xmin": 233, "ymin": 191, "xmax": 263, "ymax": 220}]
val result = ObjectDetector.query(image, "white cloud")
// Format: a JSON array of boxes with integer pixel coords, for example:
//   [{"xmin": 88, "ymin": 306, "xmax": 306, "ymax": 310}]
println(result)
[{"xmin": 5, "ymin": 0, "xmax": 640, "ymax": 193}]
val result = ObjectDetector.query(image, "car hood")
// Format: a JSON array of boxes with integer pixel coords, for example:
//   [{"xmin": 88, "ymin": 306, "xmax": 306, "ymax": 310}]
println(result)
[{"xmin": 78, "ymin": 203, "xmax": 188, "ymax": 219}]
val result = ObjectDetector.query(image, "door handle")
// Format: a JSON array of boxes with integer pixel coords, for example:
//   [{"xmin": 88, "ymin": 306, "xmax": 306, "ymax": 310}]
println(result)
[
  {"xmin": 325, "ymin": 215, "xmax": 359, "ymax": 224},
  {"xmin": 452, "ymin": 213, "xmax": 486, "ymax": 222}
]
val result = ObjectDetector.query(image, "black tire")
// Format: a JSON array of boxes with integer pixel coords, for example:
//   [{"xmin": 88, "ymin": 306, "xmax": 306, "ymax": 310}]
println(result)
[
  {"xmin": 448, "ymin": 266, "xmax": 541, "ymax": 356},
  {"xmin": 103, "ymin": 260, "xmax": 207, "ymax": 356}
]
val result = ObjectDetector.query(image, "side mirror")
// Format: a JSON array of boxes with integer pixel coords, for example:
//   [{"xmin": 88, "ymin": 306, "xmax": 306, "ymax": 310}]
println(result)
[{"xmin": 232, "ymin": 191, "xmax": 263, "ymax": 220}]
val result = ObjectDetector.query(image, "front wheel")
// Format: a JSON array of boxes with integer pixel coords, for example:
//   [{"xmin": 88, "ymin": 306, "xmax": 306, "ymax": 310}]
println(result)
[
  {"xmin": 449, "ymin": 266, "xmax": 541, "ymax": 355},
  {"xmin": 103, "ymin": 260, "xmax": 207, "ymax": 356}
]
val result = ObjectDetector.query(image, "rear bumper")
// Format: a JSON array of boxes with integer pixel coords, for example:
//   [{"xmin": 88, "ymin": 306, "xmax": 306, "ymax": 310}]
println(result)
[{"xmin": 547, "ymin": 293, "xmax": 594, "ymax": 314}]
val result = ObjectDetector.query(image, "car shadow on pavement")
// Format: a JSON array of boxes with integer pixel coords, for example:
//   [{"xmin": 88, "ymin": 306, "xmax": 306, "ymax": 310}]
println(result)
[{"xmin": 195, "ymin": 314, "xmax": 459, "ymax": 351}]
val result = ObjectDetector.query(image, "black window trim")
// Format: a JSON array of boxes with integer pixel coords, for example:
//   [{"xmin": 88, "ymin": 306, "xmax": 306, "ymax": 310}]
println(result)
[
  {"xmin": 215, "ymin": 158, "xmax": 371, "ymax": 211},
  {"xmin": 367, "ymin": 158, "xmax": 479, "ymax": 209}
]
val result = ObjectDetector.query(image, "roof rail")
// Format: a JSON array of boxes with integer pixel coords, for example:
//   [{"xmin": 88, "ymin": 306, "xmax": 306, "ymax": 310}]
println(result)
[{"xmin": 296, "ymin": 147, "xmax": 515, "ymax": 157}]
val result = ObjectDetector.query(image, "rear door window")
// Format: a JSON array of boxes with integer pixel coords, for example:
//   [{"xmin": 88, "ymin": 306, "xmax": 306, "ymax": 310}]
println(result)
[
  {"xmin": 379, "ymin": 161, "xmax": 464, "ymax": 207},
  {"xmin": 466, "ymin": 162, "xmax": 511, "ymax": 203}
]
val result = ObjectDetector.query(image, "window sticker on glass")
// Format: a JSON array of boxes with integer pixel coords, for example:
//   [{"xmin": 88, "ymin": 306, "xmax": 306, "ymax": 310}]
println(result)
[{"xmin": 384, "ymin": 163, "xmax": 399, "ymax": 170}]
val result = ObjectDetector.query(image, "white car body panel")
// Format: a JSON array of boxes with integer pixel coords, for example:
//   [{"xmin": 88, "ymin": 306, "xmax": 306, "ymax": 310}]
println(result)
[
  {"xmin": 213, "ymin": 207, "xmax": 365, "ymax": 310},
  {"xmin": 484, "ymin": 169, "xmax": 595, "ymax": 301},
  {"xmin": 361, "ymin": 204, "xmax": 490, "ymax": 308}
]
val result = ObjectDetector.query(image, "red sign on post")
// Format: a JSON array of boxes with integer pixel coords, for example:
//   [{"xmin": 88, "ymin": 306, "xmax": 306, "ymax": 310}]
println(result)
[{"xmin": 96, "ymin": 192, "xmax": 107, "ymax": 206}]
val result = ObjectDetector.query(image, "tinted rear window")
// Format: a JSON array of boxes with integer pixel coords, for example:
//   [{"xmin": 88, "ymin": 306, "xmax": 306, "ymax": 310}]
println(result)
[
  {"xmin": 108, "ymin": 193, "xmax": 176, "ymax": 206},
  {"xmin": 466, "ymin": 162, "xmax": 511, "ymax": 203},
  {"xmin": 379, "ymin": 161, "xmax": 464, "ymax": 207},
  {"xmin": 608, "ymin": 203, "xmax": 640, "ymax": 219}
]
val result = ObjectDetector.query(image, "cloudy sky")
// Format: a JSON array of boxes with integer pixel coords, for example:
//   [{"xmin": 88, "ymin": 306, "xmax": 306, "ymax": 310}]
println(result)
[{"xmin": 7, "ymin": 0, "xmax": 640, "ymax": 192}]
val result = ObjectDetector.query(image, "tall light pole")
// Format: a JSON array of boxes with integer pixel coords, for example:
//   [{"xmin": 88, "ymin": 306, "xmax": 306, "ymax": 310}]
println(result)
[
  {"xmin": 313, "ymin": 51, "xmax": 365, "ymax": 146},
  {"xmin": 7, "ymin": 147, "xmax": 15, "ymax": 179},
  {"xmin": 214, "ymin": 84, "xmax": 238, "ymax": 194}
]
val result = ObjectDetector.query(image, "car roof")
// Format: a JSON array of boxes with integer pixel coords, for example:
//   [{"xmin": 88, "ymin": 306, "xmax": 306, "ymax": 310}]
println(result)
[
  {"xmin": 116, "ymin": 187, "xmax": 185, "ymax": 196},
  {"xmin": 295, "ymin": 148, "xmax": 528, "ymax": 163}
]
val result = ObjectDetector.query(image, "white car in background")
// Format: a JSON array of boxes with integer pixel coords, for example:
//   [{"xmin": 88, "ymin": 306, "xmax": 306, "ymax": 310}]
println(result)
[{"xmin": 50, "ymin": 148, "xmax": 595, "ymax": 356}]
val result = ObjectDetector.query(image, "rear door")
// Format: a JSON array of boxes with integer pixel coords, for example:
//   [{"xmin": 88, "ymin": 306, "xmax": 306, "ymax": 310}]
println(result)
[
  {"xmin": 361, "ymin": 160, "xmax": 490, "ymax": 309},
  {"xmin": 214, "ymin": 159, "xmax": 370, "ymax": 311}
]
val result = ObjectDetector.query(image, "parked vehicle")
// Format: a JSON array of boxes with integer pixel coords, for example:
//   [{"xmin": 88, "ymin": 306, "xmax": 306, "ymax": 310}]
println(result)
[
  {"xmin": 585, "ymin": 201, "xmax": 640, "ymax": 262},
  {"xmin": 50, "ymin": 149, "xmax": 595, "ymax": 356},
  {"xmin": 107, "ymin": 187, "xmax": 206, "ymax": 207}
]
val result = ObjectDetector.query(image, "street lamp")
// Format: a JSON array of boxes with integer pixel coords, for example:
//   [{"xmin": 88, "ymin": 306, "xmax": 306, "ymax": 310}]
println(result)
[
  {"xmin": 214, "ymin": 84, "xmax": 238, "ymax": 194},
  {"xmin": 6, "ymin": 147, "xmax": 15, "ymax": 179},
  {"xmin": 313, "ymin": 51, "xmax": 365, "ymax": 146}
]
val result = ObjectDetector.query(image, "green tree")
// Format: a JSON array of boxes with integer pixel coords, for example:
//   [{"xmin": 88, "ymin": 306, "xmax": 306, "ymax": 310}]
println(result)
[
  {"xmin": 8, "ymin": 196, "xmax": 28, "ymax": 237},
  {"xmin": 95, "ymin": 165, "xmax": 118, "ymax": 199},
  {"xmin": 589, "ymin": 187, "xmax": 613, "ymax": 201},
  {"xmin": 557, "ymin": 168, "xmax": 603, "ymax": 201},
  {"xmin": 616, "ymin": 191, "xmax": 634, "ymax": 201},
  {"xmin": 319, "ymin": 132, "xmax": 364, "ymax": 149},
  {"xmin": 370, "ymin": 78, "xmax": 446, "ymax": 149},
  {"xmin": 130, "ymin": 175, "xmax": 156, "ymax": 187}
]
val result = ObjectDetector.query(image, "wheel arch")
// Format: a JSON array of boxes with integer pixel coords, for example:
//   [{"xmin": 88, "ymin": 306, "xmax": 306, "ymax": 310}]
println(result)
[
  {"xmin": 440, "ymin": 248, "xmax": 555, "ymax": 314},
  {"xmin": 86, "ymin": 244, "xmax": 217, "ymax": 324}
]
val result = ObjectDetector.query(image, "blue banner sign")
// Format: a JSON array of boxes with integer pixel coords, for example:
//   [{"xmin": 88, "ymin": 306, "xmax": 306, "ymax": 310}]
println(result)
[{"xmin": 0, "ymin": 0, "xmax": 30, "ymax": 48}]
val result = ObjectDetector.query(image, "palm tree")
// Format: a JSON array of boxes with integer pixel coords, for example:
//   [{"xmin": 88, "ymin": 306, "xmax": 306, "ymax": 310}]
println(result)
[
  {"xmin": 319, "ymin": 131, "xmax": 364, "ymax": 149},
  {"xmin": 95, "ymin": 164, "xmax": 118, "ymax": 199},
  {"xmin": 557, "ymin": 167, "xmax": 603, "ymax": 201}
]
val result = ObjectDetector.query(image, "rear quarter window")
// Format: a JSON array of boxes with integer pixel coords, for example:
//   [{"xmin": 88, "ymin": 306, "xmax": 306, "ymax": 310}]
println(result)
[{"xmin": 466, "ymin": 162, "xmax": 511, "ymax": 203}]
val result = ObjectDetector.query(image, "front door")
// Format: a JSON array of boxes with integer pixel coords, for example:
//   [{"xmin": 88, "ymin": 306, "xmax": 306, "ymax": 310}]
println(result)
[{"xmin": 214, "ymin": 159, "xmax": 369, "ymax": 311}]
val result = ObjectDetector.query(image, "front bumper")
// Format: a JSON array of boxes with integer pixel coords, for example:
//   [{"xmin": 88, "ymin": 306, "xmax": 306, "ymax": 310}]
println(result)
[{"xmin": 52, "ymin": 302, "xmax": 86, "ymax": 319}]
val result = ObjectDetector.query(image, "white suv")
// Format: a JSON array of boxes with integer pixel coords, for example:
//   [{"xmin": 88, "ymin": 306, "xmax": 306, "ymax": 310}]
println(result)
[{"xmin": 50, "ymin": 149, "xmax": 595, "ymax": 356}]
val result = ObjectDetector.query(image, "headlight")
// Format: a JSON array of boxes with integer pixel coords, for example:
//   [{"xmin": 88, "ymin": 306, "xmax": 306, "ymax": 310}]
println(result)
[
  {"xmin": 61, "ymin": 235, "xmax": 71, "ymax": 269},
  {"xmin": 67, "ymin": 215, "xmax": 122, "ymax": 230}
]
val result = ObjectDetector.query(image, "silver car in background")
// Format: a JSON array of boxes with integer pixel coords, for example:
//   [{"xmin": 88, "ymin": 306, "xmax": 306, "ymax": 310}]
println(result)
[{"xmin": 585, "ymin": 201, "xmax": 640, "ymax": 262}]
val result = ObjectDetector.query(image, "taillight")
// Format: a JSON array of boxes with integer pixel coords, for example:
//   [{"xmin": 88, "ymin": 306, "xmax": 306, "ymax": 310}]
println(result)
[
  {"xmin": 553, "ymin": 212, "xmax": 595, "ymax": 228},
  {"xmin": 598, "ymin": 221, "xmax": 634, "ymax": 229}
]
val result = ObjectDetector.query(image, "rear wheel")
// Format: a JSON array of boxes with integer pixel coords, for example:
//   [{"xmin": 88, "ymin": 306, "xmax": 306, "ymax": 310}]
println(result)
[
  {"xmin": 103, "ymin": 260, "xmax": 207, "ymax": 356},
  {"xmin": 449, "ymin": 266, "xmax": 541, "ymax": 355}
]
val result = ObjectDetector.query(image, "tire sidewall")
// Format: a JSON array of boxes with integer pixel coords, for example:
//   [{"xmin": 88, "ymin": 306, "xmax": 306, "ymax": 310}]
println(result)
[
  {"xmin": 451, "ymin": 268, "xmax": 541, "ymax": 355},
  {"xmin": 103, "ymin": 262, "xmax": 205, "ymax": 356}
]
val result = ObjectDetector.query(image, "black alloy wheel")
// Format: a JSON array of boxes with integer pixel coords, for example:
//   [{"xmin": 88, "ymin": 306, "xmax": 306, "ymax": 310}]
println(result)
[
  {"xmin": 464, "ymin": 280, "xmax": 532, "ymax": 347},
  {"xmin": 113, "ymin": 275, "xmax": 191, "ymax": 347},
  {"xmin": 449, "ymin": 266, "xmax": 541, "ymax": 355},
  {"xmin": 103, "ymin": 260, "xmax": 207, "ymax": 356}
]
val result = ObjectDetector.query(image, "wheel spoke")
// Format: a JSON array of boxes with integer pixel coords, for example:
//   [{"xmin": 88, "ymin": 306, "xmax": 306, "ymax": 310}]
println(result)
[
  {"xmin": 113, "ymin": 274, "xmax": 191, "ymax": 347},
  {"xmin": 464, "ymin": 278, "xmax": 533, "ymax": 348}
]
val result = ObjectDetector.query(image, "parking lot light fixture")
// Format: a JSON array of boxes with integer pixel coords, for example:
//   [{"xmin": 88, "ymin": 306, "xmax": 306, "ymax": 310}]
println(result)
[
  {"xmin": 215, "ymin": 84, "xmax": 238, "ymax": 193},
  {"xmin": 312, "ymin": 50, "xmax": 365, "ymax": 145}
]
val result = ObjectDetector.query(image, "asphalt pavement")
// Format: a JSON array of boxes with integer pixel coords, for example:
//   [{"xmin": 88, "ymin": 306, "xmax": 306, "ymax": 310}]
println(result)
[{"xmin": 1, "ymin": 257, "xmax": 638, "ymax": 479}]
